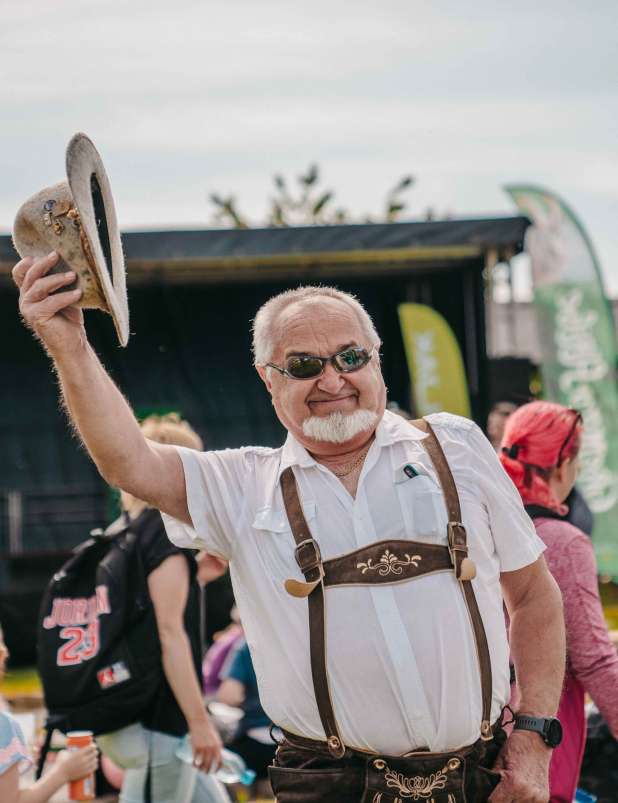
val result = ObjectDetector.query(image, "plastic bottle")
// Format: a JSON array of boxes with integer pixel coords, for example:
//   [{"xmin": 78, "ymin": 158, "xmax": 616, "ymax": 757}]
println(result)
[
  {"xmin": 175, "ymin": 738, "xmax": 254, "ymax": 788},
  {"xmin": 214, "ymin": 748, "xmax": 256, "ymax": 786}
]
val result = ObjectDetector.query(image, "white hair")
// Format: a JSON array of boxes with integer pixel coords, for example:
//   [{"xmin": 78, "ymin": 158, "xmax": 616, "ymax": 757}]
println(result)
[
  {"xmin": 252, "ymin": 285, "xmax": 380, "ymax": 365},
  {"xmin": 302, "ymin": 410, "xmax": 379, "ymax": 444}
]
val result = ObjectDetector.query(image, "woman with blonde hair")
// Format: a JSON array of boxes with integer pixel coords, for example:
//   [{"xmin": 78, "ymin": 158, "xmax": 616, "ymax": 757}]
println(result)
[
  {"xmin": 0, "ymin": 625, "xmax": 98, "ymax": 802},
  {"xmin": 97, "ymin": 413, "xmax": 229, "ymax": 803},
  {"xmin": 500, "ymin": 401, "xmax": 618, "ymax": 802}
]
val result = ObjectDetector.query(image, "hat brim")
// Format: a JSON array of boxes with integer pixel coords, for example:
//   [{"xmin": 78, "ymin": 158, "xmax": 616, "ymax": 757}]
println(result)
[{"xmin": 66, "ymin": 133, "xmax": 129, "ymax": 346}]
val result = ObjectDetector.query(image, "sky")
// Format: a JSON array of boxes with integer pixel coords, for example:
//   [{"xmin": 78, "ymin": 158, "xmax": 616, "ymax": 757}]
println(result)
[{"xmin": 2, "ymin": 0, "xmax": 617, "ymax": 294}]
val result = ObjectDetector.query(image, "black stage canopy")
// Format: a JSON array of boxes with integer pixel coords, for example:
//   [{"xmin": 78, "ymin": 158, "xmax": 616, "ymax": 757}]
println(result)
[
  {"xmin": 1, "ymin": 216, "xmax": 527, "ymax": 283},
  {"xmin": 0, "ymin": 216, "xmax": 529, "ymax": 662},
  {"xmin": 0, "ymin": 216, "xmax": 528, "ymax": 552}
]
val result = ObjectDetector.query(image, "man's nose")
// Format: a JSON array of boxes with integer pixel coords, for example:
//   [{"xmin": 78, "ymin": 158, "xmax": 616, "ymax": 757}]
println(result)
[{"xmin": 316, "ymin": 361, "xmax": 345, "ymax": 392}]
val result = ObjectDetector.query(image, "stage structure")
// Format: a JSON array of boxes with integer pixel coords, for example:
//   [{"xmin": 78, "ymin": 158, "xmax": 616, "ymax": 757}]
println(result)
[{"xmin": 0, "ymin": 216, "xmax": 528, "ymax": 663}]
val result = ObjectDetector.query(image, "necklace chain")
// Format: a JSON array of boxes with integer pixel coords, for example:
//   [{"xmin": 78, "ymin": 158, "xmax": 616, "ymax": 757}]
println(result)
[{"xmin": 329, "ymin": 442, "xmax": 372, "ymax": 478}]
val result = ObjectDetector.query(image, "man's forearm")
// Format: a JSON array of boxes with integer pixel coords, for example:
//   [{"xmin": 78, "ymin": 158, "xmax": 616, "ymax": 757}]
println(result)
[
  {"xmin": 49, "ymin": 337, "xmax": 150, "ymax": 492},
  {"xmin": 509, "ymin": 572, "xmax": 565, "ymax": 716}
]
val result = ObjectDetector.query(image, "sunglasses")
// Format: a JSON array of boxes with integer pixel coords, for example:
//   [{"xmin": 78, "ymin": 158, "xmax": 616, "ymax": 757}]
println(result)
[
  {"xmin": 556, "ymin": 409, "xmax": 582, "ymax": 466},
  {"xmin": 263, "ymin": 346, "xmax": 376, "ymax": 380}
]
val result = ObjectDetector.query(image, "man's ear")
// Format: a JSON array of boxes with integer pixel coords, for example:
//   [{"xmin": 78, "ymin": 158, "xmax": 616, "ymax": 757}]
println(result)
[{"xmin": 256, "ymin": 364, "xmax": 273, "ymax": 393}]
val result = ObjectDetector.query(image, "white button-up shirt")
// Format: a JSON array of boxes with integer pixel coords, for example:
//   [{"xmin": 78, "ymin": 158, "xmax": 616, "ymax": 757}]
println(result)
[{"xmin": 163, "ymin": 411, "xmax": 544, "ymax": 754}]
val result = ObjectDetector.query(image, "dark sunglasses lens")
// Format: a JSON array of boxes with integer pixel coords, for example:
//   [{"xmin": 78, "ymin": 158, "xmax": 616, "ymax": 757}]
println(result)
[
  {"xmin": 334, "ymin": 348, "xmax": 369, "ymax": 372},
  {"xmin": 286, "ymin": 356, "xmax": 324, "ymax": 379}
]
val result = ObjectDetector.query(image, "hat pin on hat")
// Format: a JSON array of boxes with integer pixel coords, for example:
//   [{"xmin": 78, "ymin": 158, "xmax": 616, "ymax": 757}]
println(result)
[{"xmin": 12, "ymin": 133, "xmax": 130, "ymax": 346}]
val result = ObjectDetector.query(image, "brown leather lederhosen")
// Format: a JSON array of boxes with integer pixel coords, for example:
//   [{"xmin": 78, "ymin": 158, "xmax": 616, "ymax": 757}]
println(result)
[{"xmin": 268, "ymin": 419, "xmax": 504, "ymax": 803}]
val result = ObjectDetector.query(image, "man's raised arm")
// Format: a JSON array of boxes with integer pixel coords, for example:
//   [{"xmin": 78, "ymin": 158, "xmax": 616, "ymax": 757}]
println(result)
[{"xmin": 13, "ymin": 252, "xmax": 190, "ymax": 523}]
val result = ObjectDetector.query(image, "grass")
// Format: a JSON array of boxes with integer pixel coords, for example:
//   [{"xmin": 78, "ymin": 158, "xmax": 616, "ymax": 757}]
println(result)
[{"xmin": 0, "ymin": 666, "xmax": 42, "ymax": 699}]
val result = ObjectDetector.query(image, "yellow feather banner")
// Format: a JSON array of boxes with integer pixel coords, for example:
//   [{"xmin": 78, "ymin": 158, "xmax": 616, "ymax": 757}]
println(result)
[{"xmin": 398, "ymin": 303, "xmax": 471, "ymax": 418}]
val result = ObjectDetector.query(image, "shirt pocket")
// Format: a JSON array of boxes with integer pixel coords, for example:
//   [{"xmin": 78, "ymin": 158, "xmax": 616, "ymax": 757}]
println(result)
[
  {"xmin": 252, "ymin": 501, "xmax": 318, "ymax": 580},
  {"xmin": 393, "ymin": 463, "xmax": 448, "ymax": 544}
]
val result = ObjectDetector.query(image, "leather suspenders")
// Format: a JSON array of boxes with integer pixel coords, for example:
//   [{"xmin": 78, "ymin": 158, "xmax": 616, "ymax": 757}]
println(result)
[{"xmin": 280, "ymin": 418, "xmax": 493, "ymax": 757}]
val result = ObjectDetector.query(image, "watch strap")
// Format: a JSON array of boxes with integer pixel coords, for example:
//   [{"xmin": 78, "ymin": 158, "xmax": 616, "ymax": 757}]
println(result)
[
  {"xmin": 514, "ymin": 714, "xmax": 546, "ymax": 732},
  {"xmin": 514, "ymin": 714, "xmax": 561, "ymax": 747}
]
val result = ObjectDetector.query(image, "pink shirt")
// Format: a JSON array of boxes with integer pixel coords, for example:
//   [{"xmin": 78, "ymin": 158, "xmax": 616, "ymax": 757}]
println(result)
[{"xmin": 534, "ymin": 517, "xmax": 618, "ymax": 803}]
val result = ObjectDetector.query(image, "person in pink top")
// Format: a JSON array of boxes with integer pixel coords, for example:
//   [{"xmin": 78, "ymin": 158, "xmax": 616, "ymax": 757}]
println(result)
[{"xmin": 500, "ymin": 401, "xmax": 618, "ymax": 802}]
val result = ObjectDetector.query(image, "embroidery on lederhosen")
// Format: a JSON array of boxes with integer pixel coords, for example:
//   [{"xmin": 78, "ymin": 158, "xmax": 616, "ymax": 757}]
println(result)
[
  {"xmin": 371, "ymin": 757, "xmax": 461, "ymax": 801},
  {"xmin": 357, "ymin": 548, "xmax": 422, "ymax": 576}
]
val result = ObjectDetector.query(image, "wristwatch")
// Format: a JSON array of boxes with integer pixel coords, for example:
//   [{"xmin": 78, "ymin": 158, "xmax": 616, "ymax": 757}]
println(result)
[{"xmin": 513, "ymin": 714, "xmax": 563, "ymax": 748}]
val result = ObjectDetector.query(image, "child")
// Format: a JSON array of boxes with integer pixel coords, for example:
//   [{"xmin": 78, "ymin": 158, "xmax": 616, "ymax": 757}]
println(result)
[{"xmin": 0, "ymin": 625, "xmax": 98, "ymax": 803}]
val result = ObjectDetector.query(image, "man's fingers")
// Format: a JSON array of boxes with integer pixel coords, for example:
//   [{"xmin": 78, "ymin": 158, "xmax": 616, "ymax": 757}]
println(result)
[
  {"xmin": 11, "ymin": 257, "xmax": 35, "ymax": 288},
  {"xmin": 22, "ymin": 270, "xmax": 77, "ymax": 304},
  {"xmin": 20, "ymin": 252, "xmax": 60, "ymax": 293},
  {"xmin": 26, "ymin": 288, "xmax": 83, "ymax": 325},
  {"xmin": 487, "ymin": 782, "xmax": 508, "ymax": 803},
  {"xmin": 489, "ymin": 779, "xmax": 542, "ymax": 803}
]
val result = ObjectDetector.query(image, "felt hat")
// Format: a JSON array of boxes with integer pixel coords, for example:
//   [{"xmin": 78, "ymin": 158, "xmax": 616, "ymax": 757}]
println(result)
[{"xmin": 12, "ymin": 133, "xmax": 129, "ymax": 346}]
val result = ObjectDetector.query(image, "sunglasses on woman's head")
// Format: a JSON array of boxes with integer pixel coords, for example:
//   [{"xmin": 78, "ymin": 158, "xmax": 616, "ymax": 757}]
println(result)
[
  {"xmin": 556, "ymin": 409, "xmax": 582, "ymax": 466},
  {"xmin": 263, "ymin": 346, "xmax": 376, "ymax": 380}
]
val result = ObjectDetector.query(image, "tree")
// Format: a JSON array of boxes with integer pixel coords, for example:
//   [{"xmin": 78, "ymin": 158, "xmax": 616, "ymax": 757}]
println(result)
[{"xmin": 209, "ymin": 165, "xmax": 415, "ymax": 228}]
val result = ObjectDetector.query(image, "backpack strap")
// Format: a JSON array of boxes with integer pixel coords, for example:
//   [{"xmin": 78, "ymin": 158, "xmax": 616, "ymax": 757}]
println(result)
[
  {"xmin": 35, "ymin": 714, "xmax": 66, "ymax": 780},
  {"xmin": 35, "ymin": 725, "xmax": 54, "ymax": 780},
  {"xmin": 280, "ymin": 467, "xmax": 345, "ymax": 759},
  {"xmin": 411, "ymin": 418, "xmax": 493, "ymax": 741}
]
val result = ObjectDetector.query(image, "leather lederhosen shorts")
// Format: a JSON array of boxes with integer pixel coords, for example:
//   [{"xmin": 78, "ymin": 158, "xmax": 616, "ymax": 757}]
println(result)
[{"xmin": 269, "ymin": 725, "xmax": 506, "ymax": 803}]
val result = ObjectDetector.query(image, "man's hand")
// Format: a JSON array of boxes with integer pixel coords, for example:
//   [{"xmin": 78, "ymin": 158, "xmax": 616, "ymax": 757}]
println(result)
[
  {"xmin": 196, "ymin": 551, "xmax": 229, "ymax": 586},
  {"xmin": 489, "ymin": 730, "xmax": 551, "ymax": 802},
  {"xmin": 189, "ymin": 714, "xmax": 223, "ymax": 773},
  {"xmin": 13, "ymin": 252, "xmax": 85, "ymax": 354}
]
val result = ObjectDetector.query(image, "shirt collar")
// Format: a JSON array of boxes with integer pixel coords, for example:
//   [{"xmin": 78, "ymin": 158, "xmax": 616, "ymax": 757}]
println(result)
[
  {"xmin": 277, "ymin": 409, "xmax": 428, "ymax": 480},
  {"xmin": 375, "ymin": 409, "xmax": 430, "ymax": 447}
]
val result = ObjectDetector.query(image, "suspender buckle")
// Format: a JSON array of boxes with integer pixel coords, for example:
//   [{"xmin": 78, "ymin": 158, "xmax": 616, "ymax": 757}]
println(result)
[
  {"xmin": 285, "ymin": 538, "xmax": 325, "ymax": 597},
  {"xmin": 447, "ymin": 522, "xmax": 476, "ymax": 581},
  {"xmin": 295, "ymin": 538, "xmax": 323, "ymax": 574},
  {"xmin": 447, "ymin": 521, "xmax": 467, "ymax": 557}
]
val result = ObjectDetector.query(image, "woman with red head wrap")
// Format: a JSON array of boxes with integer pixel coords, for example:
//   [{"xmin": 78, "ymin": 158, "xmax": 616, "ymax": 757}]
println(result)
[{"xmin": 500, "ymin": 401, "xmax": 618, "ymax": 802}]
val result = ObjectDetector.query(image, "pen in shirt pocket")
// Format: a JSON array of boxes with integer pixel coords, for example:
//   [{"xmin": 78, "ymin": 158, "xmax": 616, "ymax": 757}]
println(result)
[{"xmin": 397, "ymin": 462, "xmax": 432, "ymax": 481}]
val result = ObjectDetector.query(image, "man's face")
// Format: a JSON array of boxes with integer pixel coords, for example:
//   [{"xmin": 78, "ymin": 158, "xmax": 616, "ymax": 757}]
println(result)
[
  {"xmin": 257, "ymin": 298, "xmax": 386, "ymax": 451},
  {"xmin": 488, "ymin": 401, "xmax": 518, "ymax": 450}
]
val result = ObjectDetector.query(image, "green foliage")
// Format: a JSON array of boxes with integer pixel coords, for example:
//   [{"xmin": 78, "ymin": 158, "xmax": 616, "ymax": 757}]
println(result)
[{"xmin": 209, "ymin": 166, "xmax": 415, "ymax": 228}]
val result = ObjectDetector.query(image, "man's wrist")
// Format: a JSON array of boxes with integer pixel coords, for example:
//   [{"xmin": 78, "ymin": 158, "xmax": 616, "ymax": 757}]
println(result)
[
  {"xmin": 510, "ymin": 727, "xmax": 551, "ymax": 745},
  {"xmin": 46, "ymin": 333, "xmax": 89, "ymax": 366},
  {"xmin": 513, "ymin": 712, "xmax": 562, "ymax": 749}
]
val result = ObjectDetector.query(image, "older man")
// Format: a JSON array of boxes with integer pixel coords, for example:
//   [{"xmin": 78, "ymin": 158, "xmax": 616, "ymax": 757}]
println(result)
[{"xmin": 14, "ymin": 253, "xmax": 564, "ymax": 803}]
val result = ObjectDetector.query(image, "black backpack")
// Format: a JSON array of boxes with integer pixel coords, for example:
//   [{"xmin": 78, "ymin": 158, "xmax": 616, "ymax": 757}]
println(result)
[{"xmin": 37, "ymin": 515, "xmax": 164, "ymax": 741}]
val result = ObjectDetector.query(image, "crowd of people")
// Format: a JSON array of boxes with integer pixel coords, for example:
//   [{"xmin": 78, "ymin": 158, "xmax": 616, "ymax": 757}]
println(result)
[{"xmin": 2, "ymin": 256, "xmax": 618, "ymax": 802}]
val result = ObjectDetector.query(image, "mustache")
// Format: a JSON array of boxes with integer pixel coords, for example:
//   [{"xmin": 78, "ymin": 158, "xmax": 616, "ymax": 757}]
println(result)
[{"xmin": 307, "ymin": 391, "xmax": 358, "ymax": 402}]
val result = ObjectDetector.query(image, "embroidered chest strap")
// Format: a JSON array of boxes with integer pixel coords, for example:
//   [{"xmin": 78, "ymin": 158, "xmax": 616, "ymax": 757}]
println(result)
[{"xmin": 411, "ymin": 418, "xmax": 493, "ymax": 741}]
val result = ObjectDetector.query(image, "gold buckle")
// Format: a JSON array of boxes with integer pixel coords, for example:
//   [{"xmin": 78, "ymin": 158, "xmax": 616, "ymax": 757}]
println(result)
[
  {"xmin": 327, "ymin": 735, "xmax": 345, "ymax": 758},
  {"xmin": 480, "ymin": 720, "xmax": 493, "ymax": 741}
]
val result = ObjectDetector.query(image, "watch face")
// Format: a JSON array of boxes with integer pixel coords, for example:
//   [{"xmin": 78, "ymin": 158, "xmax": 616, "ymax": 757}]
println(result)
[{"xmin": 546, "ymin": 718, "xmax": 563, "ymax": 747}]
